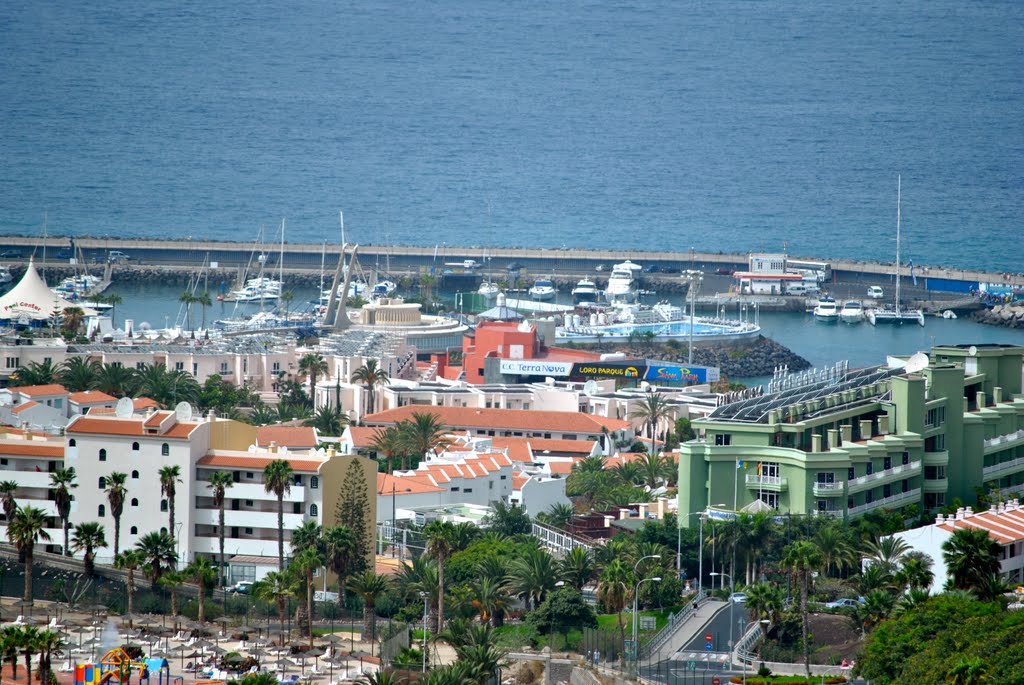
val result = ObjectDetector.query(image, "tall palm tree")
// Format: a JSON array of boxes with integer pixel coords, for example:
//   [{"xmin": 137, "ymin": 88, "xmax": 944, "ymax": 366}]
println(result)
[
  {"xmin": 62, "ymin": 307, "xmax": 86, "ymax": 336},
  {"xmin": 863, "ymin": 535, "xmax": 910, "ymax": 575},
  {"xmin": 814, "ymin": 525, "xmax": 856, "ymax": 577},
  {"xmin": 351, "ymin": 359, "xmax": 390, "ymax": 414},
  {"xmin": 179, "ymin": 291, "xmax": 197, "ymax": 330},
  {"xmin": 58, "ymin": 357, "xmax": 100, "ymax": 392},
  {"xmin": 347, "ymin": 571, "xmax": 392, "ymax": 646},
  {"xmin": 36, "ymin": 629, "xmax": 63, "ymax": 685},
  {"xmin": 102, "ymin": 292, "xmax": 123, "ymax": 326},
  {"xmin": 368, "ymin": 427, "xmax": 405, "ymax": 473},
  {"xmin": 263, "ymin": 459, "xmax": 294, "ymax": 570},
  {"xmin": 254, "ymin": 571, "xmax": 294, "ymax": 643},
  {"xmin": 104, "ymin": 472, "xmax": 128, "ymax": 558},
  {"xmin": 1, "ymin": 626, "xmax": 20, "ymax": 680},
  {"xmin": 49, "ymin": 467, "xmax": 77, "ymax": 556},
  {"xmin": 558, "ymin": 547, "xmax": 596, "ymax": 591},
  {"xmin": 115, "ymin": 550, "xmax": 145, "ymax": 624},
  {"xmin": 323, "ymin": 525, "xmax": 359, "ymax": 598},
  {"xmin": 942, "ymin": 527, "xmax": 1001, "ymax": 595},
  {"xmin": 398, "ymin": 412, "xmax": 451, "ymax": 470},
  {"xmin": 135, "ymin": 531, "xmax": 178, "ymax": 585},
  {"xmin": 94, "ymin": 363, "xmax": 136, "ymax": 397},
  {"xmin": 195, "ymin": 292, "xmax": 212, "ymax": 329},
  {"xmin": 424, "ymin": 520, "xmax": 455, "ymax": 631},
  {"xmin": 781, "ymin": 540, "xmax": 822, "ymax": 680},
  {"xmin": 303, "ymin": 405, "xmax": 348, "ymax": 435},
  {"xmin": 13, "ymin": 359, "xmax": 60, "ymax": 386},
  {"xmin": 298, "ymin": 353, "xmax": 329, "ymax": 397},
  {"xmin": 279, "ymin": 291, "xmax": 295, "ymax": 318},
  {"xmin": 508, "ymin": 547, "xmax": 558, "ymax": 610},
  {"xmin": 158, "ymin": 465, "xmax": 182, "ymax": 546},
  {"xmin": 0, "ymin": 481, "xmax": 18, "ymax": 523},
  {"xmin": 596, "ymin": 559, "xmax": 632, "ymax": 661},
  {"xmin": 291, "ymin": 520, "xmax": 324, "ymax": 556},
  {"xmin": 186, "ymin": 556, "xmax": 217, "ymax": 624},
  {"xmin": 8, "ymin": 506, "xmax": 52, "ymax": 603},
  {"xmin": 628, "ymin": 392, "xmax": 674, "ymax": 456},
  {"xmin": 637, "ymin": 452, "xmax": 671, "ymax": 489},
  {"xmin": 206, "ymin": 471, "xmax": 234, "ymax": 586},
  {"xmin": 71, "ymin": 522, "xmax": 106, "ymax": 576},
  {"xmin": 19, "ymin": 625, "xmax": 42, "ymax": 685},
  {"xmin": 159, "ymin": 572, "xmax": 186, "ymax": 618},
  {"xmin": 471, "ymin": 576, "xmax": 510, "ymax": 628}
]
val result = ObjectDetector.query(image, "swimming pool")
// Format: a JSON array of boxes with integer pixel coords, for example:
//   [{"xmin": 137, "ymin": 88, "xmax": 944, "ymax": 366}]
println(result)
[{"xmin": 555, "ymin": 316, "xmax": 760, "ymax": 343}]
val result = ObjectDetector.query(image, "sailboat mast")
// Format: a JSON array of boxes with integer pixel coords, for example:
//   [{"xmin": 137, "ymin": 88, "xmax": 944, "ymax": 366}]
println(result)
[
  {"xmin": 280, "ymin": 218, "xmax": 285, "ymax": 286},
  {"xmin": 895, "ymin": 175, "xmax": 901, "ymax": 317}
]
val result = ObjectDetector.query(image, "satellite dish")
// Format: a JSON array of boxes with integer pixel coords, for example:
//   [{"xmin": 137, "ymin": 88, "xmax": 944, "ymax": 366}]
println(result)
[
  {"xmin": 968, "ymin": 345, "xmax": 978, "ymax": 357},
  {"xmin": 583, "ymin": 380, "xmax": 599, "ymax": 396},
  {"xmin": 905, "ymin": 352, "xmax": 929, "ymax": 374},
  {"xmin": 114, "ymin": 397, "xmax": 133, "ymax": 418},
  {"xmin": 174, "ymin": 401, "xmax": 193, "ymax": 422}
]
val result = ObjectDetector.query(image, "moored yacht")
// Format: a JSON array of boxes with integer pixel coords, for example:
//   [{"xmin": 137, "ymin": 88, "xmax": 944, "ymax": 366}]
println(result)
[
  {"xmin": 605, "ymin": 260, "xmax": 641, "ymax": 305},
  {"xmin": 813, "ymin": 297, "xmax": 839, "ymax": 321},
  {"xmin": 478, "ymin": 280, "xmax": 500, "ymax": 299},
  {"xmin": 571, "ymin": 277, "xmax": 598, "ymax": 303},
  {"xmin": 528, "ymin": 278, "xmax": 557, "ymax": 301},
  {"xmin": 839, "ymin": 300, "xmax": 864, "ymax": 323}
]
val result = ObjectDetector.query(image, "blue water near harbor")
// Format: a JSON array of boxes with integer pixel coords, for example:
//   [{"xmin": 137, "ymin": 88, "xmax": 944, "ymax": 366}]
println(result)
[{"xmin": 0, "ymin": 1, "xmax": 1021, "ymax": 270}]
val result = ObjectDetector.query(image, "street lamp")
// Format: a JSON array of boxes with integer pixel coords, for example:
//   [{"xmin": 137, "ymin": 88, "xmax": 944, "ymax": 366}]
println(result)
[
  {"xmin": 683, "ymin": 504, "xmax": 725, "ymax": 595},
  {"xmin": 711, "ymin": 571, "xmax": 735, "ymax": 662},
  {"xmin": 419, "ymin": 591, "xmax": 428, "ymax": 673},
  {"xmin": 740, "ymin": 620, "xmax": 771, "ymax": 685},
  {"xmin": 631, "ymin": 576, "xmax": 662, "ymax": 665}
]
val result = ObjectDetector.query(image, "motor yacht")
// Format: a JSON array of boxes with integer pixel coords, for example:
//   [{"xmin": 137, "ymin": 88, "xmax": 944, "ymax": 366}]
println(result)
[
  {"xmin": 571, "ymin": 278, "xmax": 598, "ymax": 303},
  {"xmin": 813, "ymin": 297, "xmax": 839, "ymax": 321},
  {"xmin": 839, "ymin": 300, "xmax": 864, "ymax": 323},
  {"xmin": 528, "ymin": 278, "xmax": 557, "ymax": 301}
]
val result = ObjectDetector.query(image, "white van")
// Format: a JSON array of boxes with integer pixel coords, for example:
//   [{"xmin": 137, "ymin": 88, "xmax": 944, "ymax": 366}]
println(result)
[{"xmin": 867, "ymin": 286, "xmax": 884, "ymax": 299}]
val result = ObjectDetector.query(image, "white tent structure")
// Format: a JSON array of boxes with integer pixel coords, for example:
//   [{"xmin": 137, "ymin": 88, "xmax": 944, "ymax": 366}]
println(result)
[{"xmin": 0, "ymin": 261, "xmax": 97, "ymax": 322}]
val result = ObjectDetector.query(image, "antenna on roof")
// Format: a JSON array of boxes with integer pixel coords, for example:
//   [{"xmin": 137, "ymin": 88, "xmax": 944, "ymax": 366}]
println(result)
[
  {"xmin": 175, "ymin": 401, "xmax": 193, "ymax": 422},
  {"xmin": 114, "ymin": 397, "xmax": 133, "ymax": 418}
]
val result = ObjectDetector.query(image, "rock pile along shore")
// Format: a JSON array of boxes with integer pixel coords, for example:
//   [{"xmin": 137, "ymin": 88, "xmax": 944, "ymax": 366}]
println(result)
[{"xmin": 971, "ymin": 303, "xmax": 1024, "ymax": 329}]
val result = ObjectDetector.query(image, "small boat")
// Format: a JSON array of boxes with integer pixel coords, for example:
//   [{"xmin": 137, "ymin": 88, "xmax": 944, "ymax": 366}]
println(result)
[
  {"xmin": 813, "ymin": 297, "xmax": 839, "ymax": 321},
  {"xmin": 571, "ymin": 278, "xmax": 598, "ymax": 303},
  {"xmin": 839, "ymin": 300, "xmax": 864, "ymax": 323},
  {"xmin": 0, "ymin": 268, "xmax": 11, "ymax": 285},
  {"xmin": 478, "ymin": 281, "xmax": 500, "ymax": 299},
  {"xmin": 867, "ymin": 177, "xmax": 925, "ymax": 327},
  {"xmin": 371, "ymin": 280, "xmax": 397, "ymax": 299},
  {"xmin": 528, "ymin": 279, "xmax": 557, "ymax": 301},
  {"xmin": 606, "ymin": 261, "xmax": 641, "ymax": 305}
]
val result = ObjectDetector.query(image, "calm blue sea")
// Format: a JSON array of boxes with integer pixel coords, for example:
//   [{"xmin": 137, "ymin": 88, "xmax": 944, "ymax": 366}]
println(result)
[{"xmin": 1, "ymin": 1, "xmax": 1021, "ymax": 270}]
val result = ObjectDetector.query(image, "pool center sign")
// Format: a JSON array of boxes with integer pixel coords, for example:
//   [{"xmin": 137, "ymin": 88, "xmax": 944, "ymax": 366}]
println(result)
[{"xmin": 499, "ymin": 359, "xmax": 575, "ymax": 376}]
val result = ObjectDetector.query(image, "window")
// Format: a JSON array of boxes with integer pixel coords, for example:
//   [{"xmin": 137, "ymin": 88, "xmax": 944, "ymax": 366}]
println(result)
[
  {"xmin": 43, "ymin": 357, "xmax": 52, "ymax": 365},
  {"xmin": 883, "ymin": 456, "xmax": 892, "ymax": 471},
  {"xmin": 160, "ymin": 500, "xmax": 168, "ymax": 512},
  {"xmin": 292, "ymin": 502, "xmax": 302, "ymax": 514},
  {"xmin": 715, "ymin": 434, "xmax": 732, "ymax": 446},
  {"xmin": 192, "ymin": 363, "xmax": 198, "ymax": 376},
  {"xmin": 5, "ymin": 358, "xmax": 20, "ymax": 369},
  {"xmin": 68, "ymin": 439, "xmax": 76, "ymax": 447},
  {"xmin": 925, "ymin": 492, "xmax": 946, "ymax": 508},
  {"xmin": 865, "ymin": 462, "xmax": 874, "ymax": 476},
  {"xmin": 925, "ymin": 465, "xmax": 946, "ymax": 480},
  {"xmin": 522, "ymin": 403, "xmax": 530, "ymax": 410},
  {"xmin": 847, "ymin": 467, "xmax": 855, "ymax": 480},
  {"xmin": 161, "ymin": 527, "xmax": 167, "ymax": 534},
  {"xmin": 245, "ymin": 500, "xmax": 254, "ymax": 506},
  {"xmin": 309, "ymin": 504, "xmax": 318, "ymax": 517},
  {"xmin": 902, "ymin": 452, "xmax": 910, "ymax": 465},
  {"xmin": 161, "ymin": 443, "xmax": 169, "ymax": 456},
  {"xmin": 244, "ymin": 527, "xmax": 253, "ymax": 534},
  {"xmin": 925, "ymin": 407, "xmax": 946, "ymax": 427},
  {"xmin": 220, "ymin": 362, "xmax": 229, "ymax": 374},
  {"xmin": 310, "ymin": 476, "xmax": 319, "ymax": 489},
  {"xmin": 294, "ymin": 475, "xmax": 303, "ymax": 485},
  {"xmin": 99, "ymin": 449, "xmax": 107, "ymax": 462},
  {"xmin": 0, "ymin": 459, "xmax": 5, "ymax": 466},
  {"xmin": 98, "ymin": 477, "xmax": 106, "ymax": 488},
  {"xmin": 883, "ymin": 484, "xmax": 892, "ymax": 498},
  {"xmin": 272, "ymin": 362, "xmax": 281, "ymax": 372},
  {"xmin": 175, "ymin": 362, "xmax": 184, "ymax": 371},
  {"xmin": 129, "ymin": 497, "xmax": 139, "ymax": 506},
  {"xmin": 131, "ymin": 470, "xmax": 139, "ymax": 479},
  {"xmin": 132, "ymin": 442, "xmax": 140, "ymax": 451},
  {"xmin": 245, "ymin": 472, "xmax": 254, "ymax": 479},
  {"xmin": 130, "ymin": 526, "xmax": 138, "ymax": 535},
  {"xmin": 817, "ymin": 472, "xmax": 835, "ymax": 484},
  {"xmin": 53, "ymin": 399, "xmax": 63, "ymax": 409},
  {"xmin": 464, "ymin": 488, "xmax": 473, "ymax": 493},
  {"xmin": 98, "ymin": 505, "xmax": 105, "ymax": 517},
  {"xmin": 902, "ymin": 479, "xmax": 910, "ymax": 493},
  {"xmin": 451, "ymin": 487, "xmax": 460, "ymax": 492},
  {"xmin": 500, "ymin": 475, "xmax": 507, "ymax": 480},
  {"xmin": 136, "ymin": 362, "xmax": 147, "ymax": 370}
]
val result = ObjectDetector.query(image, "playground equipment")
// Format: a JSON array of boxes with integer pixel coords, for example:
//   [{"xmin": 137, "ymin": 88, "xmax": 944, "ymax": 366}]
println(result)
[{"xmin": 75, "ymin": 648, "xmax": 172, "ymax": 685}]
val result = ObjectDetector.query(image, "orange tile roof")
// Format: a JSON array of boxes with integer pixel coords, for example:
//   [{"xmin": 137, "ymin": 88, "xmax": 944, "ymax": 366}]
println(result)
[
  {"xmin": 546, "ymin": 461, "xmax": 575, "ymax": 475},
  {"xmin": 7, "ymin": 384, "xmax": 67, "ymax": 397},
  {"xmin": 936, "ymin": 507, "xmax": 1024, "ymax": 545},
  {"xmin": 197, "ymin": 451, "xmax": 324, "ymax": 472},
  {"xmin": 66, "ymin": 416, "xmax": 200, "ymax": 439},
  {"xmin": 68, "ymin": 391, "xmax": 117, "ymax": 404},
  {"xmin": 347, "ymin": 426, "xmax": 385, "ymax": 448},
  {"xmin": 0, "ymin": 441, "xmax": 64, "ymax": 458},
  {"xmin": 489, "ymin": 437, "xmax": 534, "ymax": 463},
  {"xmin": 144, "ymin": 411, "xmax": 171, "ymax": 427},
  {"xmin": 134, "ymin": 397, "xmax": 161, "ymax": 410},
  {"xmin": 364, "ymin": 405, "xmax": 629, "ymax": 434},
  {"xmin": 376, "ymin": 472, "xmax": 445, "ymax": 495},
  {"xmin": 512, "ymin": 473, "xmax": 531, "ymax": 491},
  {"xmin": 256, "ymin": 426, "xmax": 319, "ymax": 449},
  {"xmin": 12, "ymin": 401, "xmax": 39, "ymax": 414}
]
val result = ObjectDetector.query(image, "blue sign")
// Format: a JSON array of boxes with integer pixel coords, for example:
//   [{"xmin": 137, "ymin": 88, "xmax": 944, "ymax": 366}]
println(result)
[
  {"xmin": 705, "ymin": 642, "xmax": 713, "ymax": 651},
  {"xmin": 643, "ymin": 364, "xmax": 719, "ymax": 384}
]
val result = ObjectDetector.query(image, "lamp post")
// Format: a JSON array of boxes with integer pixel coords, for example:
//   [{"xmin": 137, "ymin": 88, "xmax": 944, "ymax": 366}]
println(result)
[
  {"xmin": 630, "ymin": 554, "xmax": 661, "ymax": 666},
  {"xmin": 711, "ymin": 571, "xmax": 734, "ymax": 663},
  {"xmin": 684, "ymin": 504, "xmax": 724, "ymax": 595},
  {"xmin": 419, "ymin": 591, "xmax": 428, "ymax": 673},
  {"xmin": 740, "ymin": 620, "xmax": 771, "ymax": 685},
  {"xmin": 687, "ymin": 271, "xmax": 702, "ymax": 364}
]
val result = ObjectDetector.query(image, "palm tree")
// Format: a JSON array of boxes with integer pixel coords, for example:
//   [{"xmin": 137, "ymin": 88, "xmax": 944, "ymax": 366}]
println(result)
[
  {"xmin": 508, "ymin": 547, "xmax": 558, "ymax": 610},
  {"xmin": 94, "ymin": 363, "xmax": 136, "ymax": 397},
  {"xmin": 247, "ymin": 404, "xmax": 278, "ymax": 426},
  {"xmin": 947, "ymin": 656, "xmax": 990, "ymax": 685},
  {"xmin": 814, "ymin": 525, "xmax": 856, "ymax": 577},
  {"xmin": 280, "ymin": 291, "xmax": 295, "ymax": 318},
  {"xmin": 195, "ymin": 291, "xmax": 212, "ymax": 329},
  {"xmin": 637, "ymin": 452, "xmax": 671, "ymax": 489},
  {"xmin": 943, "ymin": 527, "xmax": 1001, "ymax": 595},
  {"xmin": 48, "ymin": 467, "xmax": 77, "ymax": 556},
  {"xmin": 158, "ymin": 465, "xmax": 182, "ymax": 545},
  {"xmin": 398, "ymin": 413, "xmax": 451, "ymax": 470},
  {"xmin": 159, "ymin": 572, "xmax": 186, "ymax": 618},
  {"xmin": 8, "ymin": 506, "xmax": 52, "ymax": 603},
  {"xmin": 351, "ymin": 359, "xmax": 390, "ymax": 414},
  {"xmin": 424, "ymin": 520, "xmax": 455, "ymax": 631},
  {"xmin": 860, "ymin": 589, "xmax": 896, "ymax": 632},
  {"xmin": 348, "ymin": 571, "xmax": 391, "ymax": 645},
  {"xmin": 291, "ymin": 520, "xmax": 324, "ymax": 556},
  {"xmin": 58, "ymin": 357, "xmax": 100, "ymax": 391},
  {"xmin": 136, "ymin": 531, "xmax": 178, "ymax": 584},
  {"xmin": 186, "ymin": 556, "xmax": 217, "ymax": 624},
  {"xmin": 863, "ymin": 535, "xmax": 910, "ymax": 575},
  {"xmin": 71, "ymin": 522, "xmax": 106, "ymax": 576},
  {"xmin": 298, "ymin": 353, "xmax": 329, "ymax": 397},
  {"xmin": 207, "ymin": 471, "xmax": 234, "ymax": 587},
  {"xmin": 323, "ymin": 525, "xmax": 359, "ymax": 597},
  {"xmin": 19, "ymin": 625, "xmax": 42, "ymax": 685},
  {"xmin": 471, "ymin": 576, "xmax": 510, "ymax": 627},
  {"xmin": 744, "ymin": 582, "xmax": 783, "ymax": 626},
  {"xmin": 115, "ymin": 550, "xmax": 145, "ymax": 623},
  {"xmin": 538, "ymin": 502, "xmax": 575, "ymax": 530},
  {"xmin": 0, "ymin": 481, "xmax": 18, "ymax": 523},
  {"xmin": 254, "ymin": 571, "xmax": 294, "ymax": 643},
  {"xmin": 13, "ymin": 359, "xmax": 60, "ymax": 386},
  {"xmin": 558, "ymin": 547, "xmax": 596, "ymax": 591},
  {"xmin": 781, "ymin": 540, "xmax": 822, "ymax": 680},
  {"xmin": 36, "ymin": 629, "xmax": 63, "ymax": 685},
  {"xmin": 628, "ymin": 392, "xmax": 674, "ymax": 456},
  {"xmin": 368, "ymin": 427, "xmax": 405, "ymax": 473},
  {"xmin": 263, "ymin": 459, "xmax": 294, "ymax": 570},
  {"xmin": 596, "ymin": 559, "xmax": 632, "ymax": 661},
  {"xmin": 1, "ymin": 626, "xmax": 20, "ymax": 680},
  {"xmin": 894, "ymin": 554, "xmax": 934, "ymax": 591},
  {"xmin": 102, "ymin": 292, "xmax": 123, "ymax": 325},
  {"xmin": 304, "ymin": 405, "xmax": 348, "ymax": 435},
  {"xmin": 179, "ymin": 291, "xmax": 197, "ymax": 330},
  {"xmin": 397, "ymin": 556, "xmax": 441, "ymax": 632},
  {"xmin": 62, "ymin": 307, "xmax": 86, "ymax": 336},
  {"xmin": 104, "ymin": 472, "xmax": 128, "ymax": 557}
]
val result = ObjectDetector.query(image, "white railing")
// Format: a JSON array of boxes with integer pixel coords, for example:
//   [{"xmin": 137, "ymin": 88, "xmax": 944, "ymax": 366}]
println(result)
[
  {"xmin": 849, "ymin": 488, "xmax": 921, "ymax": 517},
  {"xmin": 812, "ymin": 481, "xmax": 844, "ymax": 496},
  {"xmin": 984, "ymin": 429, "xmax": 1024, "ymax": 450},
  {"xmin": 983, "ymin": 455, "xmax": 1024, "ymax": 478},
  {"xmin": 811, "ymin": 509, "xmax": 843, "ymax": 518},
  {"xmin": 733, "ymin": 621, "xmax": 767, "ymax": 666},
  {"xmin": 848, "ymin": 460, "xmax": 921, "ymax": 491},
  {"xmin": 745, "ymin": 475, "xmax": 787, "ymax": 488},
  {"xmin": 531, "ymin": 521, "xmax": 594, "ymax": 557},
  {"xmin": 641, "ymin": 590, "xmax": 707, "ymax": 657}
]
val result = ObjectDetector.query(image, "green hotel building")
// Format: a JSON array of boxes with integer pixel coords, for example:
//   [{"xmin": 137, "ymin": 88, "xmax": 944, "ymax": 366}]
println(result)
[{"xmin": 677, "ymin": 344, "xmax": 1024, "ymax": 524}]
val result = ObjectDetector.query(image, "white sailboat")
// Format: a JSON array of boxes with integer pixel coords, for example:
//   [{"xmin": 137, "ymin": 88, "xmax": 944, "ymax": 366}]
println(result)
[{"xmin": 866, "ymin": 177, "xmax": 925, "ymax": 327}]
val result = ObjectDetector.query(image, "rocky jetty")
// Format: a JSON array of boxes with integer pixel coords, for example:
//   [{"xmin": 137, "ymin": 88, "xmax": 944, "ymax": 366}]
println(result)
[
  {"xmin": 970, "ymin": 303, "xmax": 1024, "ymax": 329},
  {"xmin": 586, "ymin": 335, "xmax": 811, "ymax": 380}
]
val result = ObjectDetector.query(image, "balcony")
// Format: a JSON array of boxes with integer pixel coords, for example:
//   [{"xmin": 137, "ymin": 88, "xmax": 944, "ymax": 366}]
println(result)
[
  {"xmin": 745, "ymin": 474, "xmax": 788, "ymax": 492},
  {"xmin": 812, "ymin": 481, "xmax": 845, "ymax": 497},
  {"xmin": 191, "ymin": 535, "xmax": 282, "ymax": 558},
  {"xmin": 192, "ymin": 508, "xmax": 306, "ymax": 530},
  {"xmin": 983, "ymin": 429, "xmax": 1024, "ymax": 454},
  {"xmin": 811, "ymin": 509, "xmax": 843, "ymax": 519},
  {"xmin": 982, "ymin": 455, "xmax": 1024, "ymax": 479},
  {"xmin": 847, "ymin": 461, "xmax": 921, "ymax": 495},
  {"xmin": 196, "ymin": 482, "xmax": 306, "ymax": 503},
  {"xmin": 0, "ymin": 470, "xmax": 56, "ymax": 489},
  {"xmin": 848, "ymin": 488, "xmax": 921, "ymax": 517}
]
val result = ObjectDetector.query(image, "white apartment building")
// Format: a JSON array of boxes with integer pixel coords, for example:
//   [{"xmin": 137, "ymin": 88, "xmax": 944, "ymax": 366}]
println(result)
[{"xmin": 0, "ymin": 430, "xmax": 67, "ymax": 551}]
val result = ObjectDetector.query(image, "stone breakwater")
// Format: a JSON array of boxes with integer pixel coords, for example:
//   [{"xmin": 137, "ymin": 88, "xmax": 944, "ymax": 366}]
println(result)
[
  {"xmin": 971, "ymin": 304, "xmax": 1024, "ymax": 329},
  {"xmin": 591, "ymin": 335, "xmax": 812, "ymax": 380}
]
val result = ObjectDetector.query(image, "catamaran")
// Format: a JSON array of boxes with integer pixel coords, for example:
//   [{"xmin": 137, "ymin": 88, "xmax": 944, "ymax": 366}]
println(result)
[{"xmin": 866, "ymin": 177, "xmax": 925, "ymax": 327}]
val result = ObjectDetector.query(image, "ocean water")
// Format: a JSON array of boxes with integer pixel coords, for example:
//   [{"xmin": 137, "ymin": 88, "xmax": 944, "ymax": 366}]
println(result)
[{"xmin": 0, "ymin": 1, "xmax": 1021, "ymax": 270}]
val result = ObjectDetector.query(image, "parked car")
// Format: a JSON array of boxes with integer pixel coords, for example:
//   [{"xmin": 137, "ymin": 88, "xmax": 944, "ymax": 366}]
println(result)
[
  {"xmin": 825, "ymin": 597, "xmax": 865, "ymax": 609},
  {"xmin": 108, "ymin": 250, "xmax": 130, "ymax": 263},
  {"xmin": 228, "ymin": 581, "xmax": 254, "ymax": 594},
  {"xmin": 867, "ymin": 285, "xmax": 884, "ymax": 298}
]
